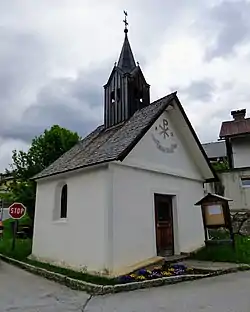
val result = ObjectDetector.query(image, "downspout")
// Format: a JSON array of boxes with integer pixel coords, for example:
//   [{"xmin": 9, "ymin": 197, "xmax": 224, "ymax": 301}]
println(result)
[{"xmin": 226, "ymin": 138, "xmax": 233, "ymax": 169}]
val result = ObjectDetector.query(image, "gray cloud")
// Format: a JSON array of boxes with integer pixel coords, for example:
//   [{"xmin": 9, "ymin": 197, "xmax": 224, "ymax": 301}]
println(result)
[
  {"xmin": 1, "ymin": 66, "xmax": 110, "ymax": 143},
  {"xmin": 1, "ymin": 0, "xmax": 250, "ymax": 170},
  {"xmin": 179, "ymin": 79, "xmax": 215, "ymax": 103},
  {"xmin": 0, "ymin": 28, "xmax": 48, "ymax": 101},
  {"xmin": 204, "ymin": 1, "xmax": 250, "ymax": 60},
  {"xmin": 0, "ymin": 27, "xmax": 49, "ymax": 143}
]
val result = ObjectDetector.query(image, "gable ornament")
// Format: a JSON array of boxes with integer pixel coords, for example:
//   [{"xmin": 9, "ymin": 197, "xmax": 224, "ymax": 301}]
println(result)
[{"xmin": 151, "ymin": 118, "xmax": 177, "ymax": 153}]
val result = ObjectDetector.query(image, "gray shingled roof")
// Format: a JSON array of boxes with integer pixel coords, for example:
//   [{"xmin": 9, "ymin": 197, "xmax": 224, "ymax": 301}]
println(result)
[
  {"xmin": 33, "ymin": 93, "xmax": 175, "ymax": 180},
  {"xmin": 202, "ymin": 141, "xmax": 227, "ymax": 159}
]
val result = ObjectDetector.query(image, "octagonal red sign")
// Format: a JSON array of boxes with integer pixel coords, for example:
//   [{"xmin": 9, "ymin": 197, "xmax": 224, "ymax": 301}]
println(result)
[{"xmin": 8, "ymin": 202, "xmax": 26, "ymax": 220}]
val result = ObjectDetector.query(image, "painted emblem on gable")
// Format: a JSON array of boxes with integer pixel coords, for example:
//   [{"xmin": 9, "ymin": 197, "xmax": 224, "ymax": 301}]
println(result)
[{"xmin": 151, "ymin": 118, "xmax": 178, "ymax": 153}]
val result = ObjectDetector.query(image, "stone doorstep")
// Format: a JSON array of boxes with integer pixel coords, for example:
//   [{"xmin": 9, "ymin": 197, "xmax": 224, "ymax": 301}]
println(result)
[
  {"xmin": 110, "ymin": 256, "xmax": 164, "ymax": 277},
  {"xmin": 117, "ymin": 254, "xmax": 190, "ymax": 275},
  {"xmin": 164, "ymin": 254, "xmax": 189, "ymax": 264},
  {"xmin": 1, "ymin": 254, "xmax": 250, "ymax": 295}
]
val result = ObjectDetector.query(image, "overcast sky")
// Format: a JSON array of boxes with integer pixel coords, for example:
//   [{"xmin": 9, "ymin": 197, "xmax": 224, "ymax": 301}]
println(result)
[{"xmin": 1, "ymin": 0, "xmax": 250, "ymax": 171}]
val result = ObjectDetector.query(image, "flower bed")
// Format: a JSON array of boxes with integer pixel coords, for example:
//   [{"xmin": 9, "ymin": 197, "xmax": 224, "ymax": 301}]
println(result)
[
  {"xmin": 118, "ymin": 263, "xmax": 205, "ymax": 283},
  {"xmin": 2, "ymin": 254, "xmax": 249, "ymax": 295}
]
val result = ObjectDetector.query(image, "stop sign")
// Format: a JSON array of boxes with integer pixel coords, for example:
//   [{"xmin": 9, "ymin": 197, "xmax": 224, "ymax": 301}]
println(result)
[{"xmin": 8, "ymin": 202, "xmax": 26, "ymax": 220}]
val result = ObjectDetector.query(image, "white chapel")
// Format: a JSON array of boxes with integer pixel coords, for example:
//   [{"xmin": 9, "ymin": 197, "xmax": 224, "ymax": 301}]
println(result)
[{"xmin": 31, "ymin": 20, "xmax": 217, "ymax": 275}]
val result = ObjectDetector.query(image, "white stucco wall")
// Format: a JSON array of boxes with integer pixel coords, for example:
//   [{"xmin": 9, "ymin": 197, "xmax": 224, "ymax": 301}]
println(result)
[
  {"xmin": 32, "ymin": 166, "xmax": 109, "ymax": 273},
  {"xmin": 232, "ymin": 137, "xmax": 250, "ymax": 168},
  {"xmin": 219, "ymin": 170, "xmax": 250, "ymax": 210},
  {"xmin": 110, "ymin": 110, "xmax": 207, "ymax": 271},
  {"xmin": 111, "ymin": 164, "xmax": 205, "ymax": 271}
]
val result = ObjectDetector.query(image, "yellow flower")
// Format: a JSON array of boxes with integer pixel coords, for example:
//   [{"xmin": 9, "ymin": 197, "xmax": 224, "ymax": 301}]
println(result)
[
  {"xmin": 137, "ymin": 275, "xmax": 146, "ymax": 280},
  {"xmin": 186, "ymin": 268, "xmax": 194, "ymax": 272},
  {"xmin": 163, "ymin": 271, "xmax": 172, "ymax": 276},
  {"xmin": 130, "ymin": 274, "xmax": 136, "ymax": 278}
]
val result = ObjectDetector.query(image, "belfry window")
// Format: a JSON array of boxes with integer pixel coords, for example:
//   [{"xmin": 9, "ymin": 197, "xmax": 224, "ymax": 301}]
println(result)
[
  {"xmin": 117, "ymin": 88, "xmax": 121, "ymax": 102},
  {"xmin": 135, "ymin": 88, "xmax": 143, "ymax": 101},
  {"xmin": 111, "ymin": 91, "xmax": 115, "ymax": 103}
]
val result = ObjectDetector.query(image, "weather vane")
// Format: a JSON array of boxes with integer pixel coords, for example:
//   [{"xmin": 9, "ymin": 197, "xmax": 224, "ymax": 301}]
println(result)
[{"xmin": 123, "ymin": 10, "xmax": 128, "ymax": 33}]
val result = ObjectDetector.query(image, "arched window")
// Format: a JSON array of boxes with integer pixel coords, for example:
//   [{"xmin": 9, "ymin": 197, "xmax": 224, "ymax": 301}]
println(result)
[{"xmin": 60, "ymin": 184, "xmax": 68, "ymax": 219}]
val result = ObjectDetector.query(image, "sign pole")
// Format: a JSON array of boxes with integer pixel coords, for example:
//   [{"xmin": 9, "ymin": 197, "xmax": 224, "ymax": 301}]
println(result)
[
  {"xmin": 8, "ymin": 202, "xmax": 26, "ymax": 251},
  {"xmin": 11, "ymin": 220, "xmax": 18, "ymax": 251}
]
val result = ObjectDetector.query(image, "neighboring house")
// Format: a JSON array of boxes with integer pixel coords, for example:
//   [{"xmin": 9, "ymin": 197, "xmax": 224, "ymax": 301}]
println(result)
[
  {"xmin": 219, "ymin": 109, "xmax": 250, "ymax": 210},
  {"xmin": 220, "ymin": 109, "xmax": 250, "ymax": 169},
  {"xmin": 204, "ymin": 109, "xmax": 250, "ymax": 211},
  {"xmin": 202, "ymin": 141, "xmax": 227, "ymax": 164},
  {"xmin": 31, "ymin": 26, "xmax": 217, "ymax": 276},
  {"xmin": 0, "ymin": 173, "xmax": 13, "ymax": 220}
]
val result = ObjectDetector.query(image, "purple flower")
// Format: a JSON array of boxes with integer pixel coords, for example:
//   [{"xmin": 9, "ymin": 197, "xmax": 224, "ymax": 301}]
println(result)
[
  {"xmin": 151, "ymin": 271, "xmax": 162, "ymax": 278},
  {"xmin": 138, "ymin": 269, "xmax": 147, "ymax": 276},
  {"xmin": 118, "ymin": 275, "xmax": 134, "ymax": 283},
  {"xmin": 171, "ymin": 264, "xmax": 187, "ymax": 270}
]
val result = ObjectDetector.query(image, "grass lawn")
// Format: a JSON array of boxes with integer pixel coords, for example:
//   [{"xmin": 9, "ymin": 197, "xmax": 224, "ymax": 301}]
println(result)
[
  {"xmin": 0, "ymin": 217, "xmax": 116, "ymax": 285},
  {"xmin": 0, "ymin": 216, "xmax": 32, "ymax": 260},
  {"xmin": 3, "ymin": 220, "xmax": 250, "ymax": 285},
  {"xmin": 25, "ymin": 258, "xmax": 117, "ymax": 285},
  {"xmin": 192, "ymin": 235, "xmax": 250, "ymax": 264}
]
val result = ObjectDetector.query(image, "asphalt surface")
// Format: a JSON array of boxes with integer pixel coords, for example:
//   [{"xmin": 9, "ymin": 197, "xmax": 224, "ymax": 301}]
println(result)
[
  {"xmin": 0, "ymin": 261, "xmax": 89, "ymax": 311},
  {"xmin": 1, "ymin": 261, "xmax": 250, "ymax": 311}
]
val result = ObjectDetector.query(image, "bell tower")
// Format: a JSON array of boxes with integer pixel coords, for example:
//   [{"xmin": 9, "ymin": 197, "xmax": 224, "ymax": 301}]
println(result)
[{"xmin": 104, "ymin": 11, "xmax": 150, "ymax": 128}]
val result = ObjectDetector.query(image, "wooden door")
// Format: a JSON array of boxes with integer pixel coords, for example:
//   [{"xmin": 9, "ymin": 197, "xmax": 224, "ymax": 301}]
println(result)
[{"xmin": 154, "ymin": 194, "xmax": 174, "ymax": 256}]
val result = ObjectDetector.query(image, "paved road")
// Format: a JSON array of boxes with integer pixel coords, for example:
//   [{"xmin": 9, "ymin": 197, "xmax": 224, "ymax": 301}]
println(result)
[
  {"xmin": 0, "ymin": 261, "xmax": 89, "ymax": 311},
  {"xmin": 1, "ymin": 261, "xmax": 250, "ymax": 311}
]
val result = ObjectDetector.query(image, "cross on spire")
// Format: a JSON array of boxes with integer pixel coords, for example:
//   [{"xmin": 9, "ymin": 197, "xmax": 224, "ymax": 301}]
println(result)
[
  {"xmin": 104, "ymin": 12, "xmax": 150, "ymax": 128},
  {"xmin": 123, "ymin": 11, "xmax": 128, "ymax": 33},
  {"xmin": 117, "ymin": 11, "xmax": 136, "ymax": 72}
]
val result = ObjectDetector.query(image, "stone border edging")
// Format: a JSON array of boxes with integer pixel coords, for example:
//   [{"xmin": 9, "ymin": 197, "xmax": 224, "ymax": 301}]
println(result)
[{"xmin": 1, "ymin": 254, "xmax": 250, "ymax": 295}]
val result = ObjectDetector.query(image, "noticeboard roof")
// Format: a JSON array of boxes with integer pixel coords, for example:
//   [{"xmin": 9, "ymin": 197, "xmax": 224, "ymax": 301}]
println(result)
[{"xmin": 195, "ymin": 193, "xmax": 233, "ymax": 206}]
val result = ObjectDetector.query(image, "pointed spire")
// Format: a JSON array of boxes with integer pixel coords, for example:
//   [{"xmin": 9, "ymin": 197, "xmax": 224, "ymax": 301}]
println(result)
[{"xmin": 117, "ymin": 11, "xmax": 136, "ymax": 73}]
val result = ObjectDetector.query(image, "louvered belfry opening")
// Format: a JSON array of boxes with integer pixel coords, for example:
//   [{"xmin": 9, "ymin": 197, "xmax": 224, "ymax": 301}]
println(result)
[{"xmin": 104, "ymin": 27, "xmax": 150, "ymax": 129}]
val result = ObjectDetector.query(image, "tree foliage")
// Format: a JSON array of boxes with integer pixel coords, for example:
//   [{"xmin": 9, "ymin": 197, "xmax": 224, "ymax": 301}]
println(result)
[
  {"xmin": 211, "ymin": 159, "xmax": 229, "ymax": 172},
  {"xmin": 2, "ymin": 125, "xmax": 81, "ymax": 222}
]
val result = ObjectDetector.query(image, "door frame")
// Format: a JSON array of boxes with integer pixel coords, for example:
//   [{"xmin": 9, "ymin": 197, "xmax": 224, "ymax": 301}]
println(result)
[{"xmin": 154, "ymin": 193, "xmax": 174, "ymax": 256}]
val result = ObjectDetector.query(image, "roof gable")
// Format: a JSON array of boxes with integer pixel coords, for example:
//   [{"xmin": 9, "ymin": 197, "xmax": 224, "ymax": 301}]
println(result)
[
  {"xmin": 124, "ymin": 110, "xmax": 204, "ymax": 180},
  {"xmin": 33, "ymin": 93, "xmax": 175, "ymax": 180},
  {"xmin": 104, "ymin": 66, "xmax": 124, "ymax": 88},
  {"xmin": 130, "ymin": 66, "xmax": 150, "ymax": 87},
  {"xmin": 33, "ymin": 92, "xmax": 217, "ymax": 181}
]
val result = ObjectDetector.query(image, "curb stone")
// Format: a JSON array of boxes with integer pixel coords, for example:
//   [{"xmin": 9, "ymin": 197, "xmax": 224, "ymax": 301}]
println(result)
[{"xmin": 1, "ymin": 254, "xmax": 250, "ymax": 295}]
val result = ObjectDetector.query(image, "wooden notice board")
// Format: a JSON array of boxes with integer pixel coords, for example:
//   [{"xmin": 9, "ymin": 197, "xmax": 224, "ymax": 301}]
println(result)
[
  {"xmin": 195, "ymin": 193, "xmax": 234, "ymax": 248},
  {"xmin": 203, "ymin": 203, "xmax": 225, "ymax": 226}
]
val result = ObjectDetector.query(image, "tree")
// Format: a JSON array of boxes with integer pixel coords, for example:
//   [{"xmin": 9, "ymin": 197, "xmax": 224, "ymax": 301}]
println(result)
[
  {"xmin": 2, "ymin": 125, "xmax": 81, "ymax": 223},
  {"xmin": 211, "ymin": 159, "xmax": 229, "ymax": 172}
]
